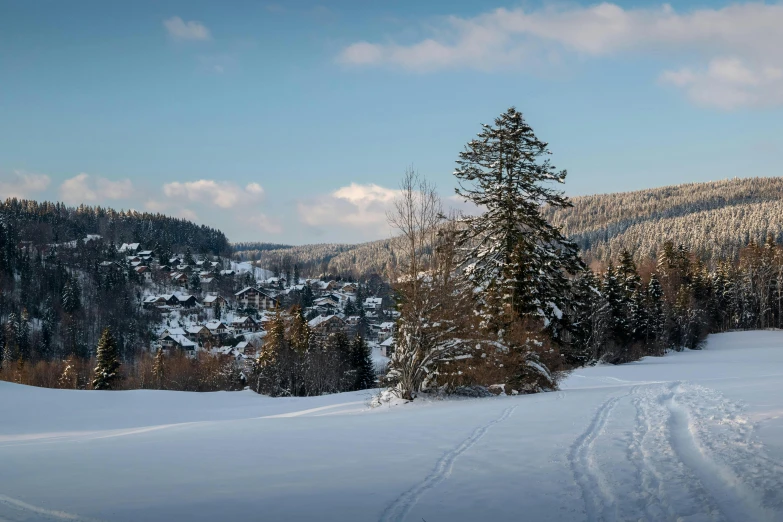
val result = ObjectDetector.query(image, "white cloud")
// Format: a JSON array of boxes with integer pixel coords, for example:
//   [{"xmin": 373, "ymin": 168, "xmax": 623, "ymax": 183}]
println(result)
[
  {"xmin": 162, "ymin": 180, "xmax": 264, "ymax": 209},
  {"xmin": 0, "ymin": 171, "xmax": 50, "ymax": 199},
  {"xmin": 59, "ymin": 173, "xmax": 134, "ymax": 204},
  {"xmin": 244, "ymin": 213, "xmax": 282, "ymax": 234},
  {"xmin": 163, "ymin": 16, "xmax": 211, "ymax": 41},
  {"xmin": 298, "ymin": 183, "xmax": 401, "ymax": 239},
  {"xmin": 159, "ymin": 179, "xmax": 279, "ymax": 235},
  {"xmin": 339, "ymin": 2, "xmax": 783, "ymax": 108}
]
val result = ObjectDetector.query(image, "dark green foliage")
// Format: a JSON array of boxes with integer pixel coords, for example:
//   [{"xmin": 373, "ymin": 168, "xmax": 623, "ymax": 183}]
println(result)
[
  {"xmin": 453, "ymin": 107, "xmax": 584, "ymax": 338},
  {"xmin": 92, "ymin": 328, "xmax": 121, "ymax": 390},
  {"xmin": 351, "ymin": 335, "xmax": 375, "ymax": 390}
]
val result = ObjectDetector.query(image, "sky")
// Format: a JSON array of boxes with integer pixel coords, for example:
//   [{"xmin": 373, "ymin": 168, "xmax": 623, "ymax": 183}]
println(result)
[{"xmin": 1, "ymin": 0, "xmax": 782, "ymax": 244}]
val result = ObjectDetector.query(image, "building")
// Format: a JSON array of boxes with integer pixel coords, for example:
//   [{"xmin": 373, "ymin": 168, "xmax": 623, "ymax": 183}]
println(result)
[
  {"xmin": 235, "ymin": 287, "xmax": 279, "ymax": 310},
  {"xmin": 308, "ymin": 314, "xmax": 346, "ymax": 336},
  {"xmin": 231, "ymin": 316, "xmax": 260, "ymax": 333}
]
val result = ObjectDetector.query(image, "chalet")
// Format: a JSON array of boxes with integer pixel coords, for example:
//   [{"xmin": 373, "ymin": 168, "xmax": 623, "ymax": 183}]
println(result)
[
  {"xmin": 205, "ymin": 320, "xmax": 231, "ymax": 338},
  {"xmin": 341, "ymin": 283, "xmax": 358, "ymax": 293},
  {"xmin": 380, "ymin": 337, "xmax": 395, "ymax": 357},
  {"xmin": 143, "ymin": 295, "xmax": 168, "ymax": 308},
  {"xmin": 202, "ymin": 295, "xmax": 227, "ymax": 307},
  {"xmin": 235, "ymin": 287, "xmax": 279, "ymax": 310},
  {"xmin": 137, "ymin": 250, "xmax": 154, "ymax": 259},
  {"xmin": 378, "ymin": 321, "xmax": 395, "ymax": 342},
  {"xmin": 135, "ymin": 265, "xmax": 151, "ymax": 281},
  {"xmin": 185, "ymin": 325, "xmax": 211, "ymax": 344},
  {"xmin": 308, "ymin": 314, "xmax": 346, "ymax": 335},
  {"xmin": 160, "ymin": 333, "xmax": 197, "ymax": 353},
  {"xmin": 219, "ymin": 269, "xmax": 236, "ymax": 276},
  {"xmin": 364, "ymin": 297, "xmax": 383, "ymax": 311},
  {"xmin": 118, "ymin": 243, "xmax": 140, "ymax": 253},
  {"xmin": 324, "ymin": 280, "xmax": 341, "ymax": 291},
  {"xmin": 231, "ymin": 316, "xmax": 260, "ymax": 333},
  {"xmin": 162, "ymin": 293, "xmax": 198, "ymax": 308},
  {"xmin": 170, "ymin": 272, "xmax": 188, "ymax": 285}
]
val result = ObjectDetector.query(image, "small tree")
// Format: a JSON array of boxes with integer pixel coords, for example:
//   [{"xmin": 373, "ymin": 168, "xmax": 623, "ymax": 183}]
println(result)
[
  {"xmin": 93, "ymin": 328, "xmax": 121, "ymax": 390},
  {"xmin": 351, "ymin": 334, "xmax": 375, "ymax": 390},
  {"xmin": 153, "ymin": 348, "xmax": 166, "ymax": 389}
]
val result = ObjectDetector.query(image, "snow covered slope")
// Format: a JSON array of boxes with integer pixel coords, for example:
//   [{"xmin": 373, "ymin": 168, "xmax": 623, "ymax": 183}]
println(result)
[{"xmin": 2, "ymin": 331, "xmax": 783, "ymax": 521}]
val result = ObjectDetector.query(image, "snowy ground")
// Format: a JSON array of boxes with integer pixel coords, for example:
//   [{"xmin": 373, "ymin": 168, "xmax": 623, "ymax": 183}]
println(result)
[{"xmin": 2, "ymin": 331, "xmax": 783, "ymax": 521}]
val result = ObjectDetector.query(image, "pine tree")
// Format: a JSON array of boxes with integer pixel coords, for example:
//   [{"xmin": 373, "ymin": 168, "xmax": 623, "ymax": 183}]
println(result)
[
  {"xmin": 453, "ymin": 107, "xmax": 584, "ymax": 334},
  {"xmin": 293, "ymin": 264, "xmax": 300, "ymax": 286},
  {"xmin": 289, "ymin": 306, "xmax": 310, "ymax": 354},
  {"xmin": 602, "ymin": 265, "xmax": 631, "ymax": 360},
  {"xmin": 213, "ymin": 300, "xmax": 222, "ymax": 320},
  {"xmin": 567, "ymin": 270, "xmax": 605, "ymax": 366},
  {"xmin": 92, "ymin": 328, "xmax": 121, "ymax": 390},
  {"xmin": 153, "ymin": 348, "xmax": 166, "ymax": 389},
  {"xmin": 350, "ymin": 334, "xmax": 375, "ymax": 390}
]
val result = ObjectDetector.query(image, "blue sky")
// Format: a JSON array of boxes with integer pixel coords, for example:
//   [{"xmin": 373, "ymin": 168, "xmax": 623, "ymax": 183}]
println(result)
[{"xmin": 1, "ymin": 0, "xmax": 782, "ymax": 244}]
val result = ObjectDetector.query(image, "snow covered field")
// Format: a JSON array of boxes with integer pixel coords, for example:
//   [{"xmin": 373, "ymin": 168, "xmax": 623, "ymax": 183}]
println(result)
[{"xmin": 2, "ymin": 331, "xmax": 783, "ymax": 522}]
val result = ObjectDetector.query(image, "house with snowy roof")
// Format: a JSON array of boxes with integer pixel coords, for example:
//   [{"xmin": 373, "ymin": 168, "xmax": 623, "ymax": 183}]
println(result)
[
  {"xmin": 202, "ymin": 295, "xmax": 226, "ymax": 307},
  {"xmin": 118, "ymin": 243, "xmax": 140, "ymax": 253},
  {"xmin": 379, "ymin": 337, "xmax": 395, "ymax": 357},
  {"xmin": 205, "ymin": 320, "xmax": 231, "ymax": 338},
  {"xmin": 308, "ymin": 314, "xmax": 346, "ymax": 336},
  {"xmin": 160, "ymin": 333, "xmax": 197, "ymax": 354},
  {"xmin": 235, "ymin": 287, "xmax": 278, "ymax": 310},
  {"xmin": 231, "ymin": 316, "xmax": 260, "ymax": 333}
]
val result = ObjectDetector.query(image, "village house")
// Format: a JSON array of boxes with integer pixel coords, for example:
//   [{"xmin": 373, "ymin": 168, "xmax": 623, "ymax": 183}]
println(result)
[
  {"xmin": 341, "ymin": 283, "xmax": 358, "ymax": 293},
  {"xmin": 308, "ymin": 314, "xmax": 346, "ymax": 336},
  {"xmin": 231, "ymin": 316, "xmax": 260, "ymax": 333},
  {"xmin": 118, "ymin": 243, "xmax": 140, "ymax": 253},
  {"xmin": 235, "ymin": 287, "xmax": 279, "ymax": 311},
  {"xmin": 170, "ymin": 272, "xmax": 188, "ymax": 285},
  {"xmin": 205, "ymin": 320, "xmax": 231, "ymax": 339},
  {"xmin": 379, "ymin": 337, "xmax": 395, "ymax": 358},
  {"xmin": 135, "ymin": 265, "xmax": 151, "ymax": 282},
  {"xmin": 202, "ymin": 295, "xmax": 227, "ymax": 307},
  {"xmin": 185, "ymin": 325, "xmax": 212, "ymax": 345},
  {"xmin": 363, "ymin": 297, "xmax": 383, "ymax": 311}
]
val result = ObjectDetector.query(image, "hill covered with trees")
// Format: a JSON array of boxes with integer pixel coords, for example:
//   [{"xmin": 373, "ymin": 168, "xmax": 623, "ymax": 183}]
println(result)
[
  {"xmin": 235, "ymin": 177, "xmax": 783, "ymax": 279},
  {"xmin": 544, "ymin": 177, "xmax": 783, "ymax": 266}
]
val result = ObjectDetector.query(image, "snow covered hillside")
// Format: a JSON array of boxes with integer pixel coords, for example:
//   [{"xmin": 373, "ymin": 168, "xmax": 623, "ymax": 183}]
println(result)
[{"xmin": 3, "ymin": 331, "xmax": 783, "ymax": 522}]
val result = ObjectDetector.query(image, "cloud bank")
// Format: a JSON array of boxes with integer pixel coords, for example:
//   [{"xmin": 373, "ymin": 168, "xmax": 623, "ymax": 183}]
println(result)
[
  {"xmin": 339, "ymin": 2, "xmax": 783, "ymax": 109},
  {"xmin": 0, "ymin": 171, "xmax": 50, "ymax": 199}
]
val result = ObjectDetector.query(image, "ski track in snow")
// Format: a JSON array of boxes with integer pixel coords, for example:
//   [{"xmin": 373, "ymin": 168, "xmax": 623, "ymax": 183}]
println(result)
[
  {"xmin": 574, "ymin": 381, "xmax": 783, "ymax": 522},
  {"xmin": 0, "ymin": 495, "xmax": 102, "ymax": 522},
  {"xmin": 378, "ymin": 405, "xmax": 517, "ymax": 522},
  {"xmin": 568, "ymin": 389, "xmax": 630, "ymax": 522}
]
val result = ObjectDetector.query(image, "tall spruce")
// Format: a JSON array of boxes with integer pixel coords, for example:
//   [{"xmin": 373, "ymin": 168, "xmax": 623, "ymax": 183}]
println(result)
[
  {"xmin": 453, "ymin": 107, "xmax": 584, "ymax": 335},
  {"xmin": 350, "ymin": 334, "xmax": 375, "ymax": 390},
  {"xmin": 92, "ymin": 328, "xmax": 121, "ymax": 390}
]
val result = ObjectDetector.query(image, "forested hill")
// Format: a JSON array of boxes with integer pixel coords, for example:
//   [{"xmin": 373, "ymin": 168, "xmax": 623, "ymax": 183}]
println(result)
[
  {"xmin": 236, "ymin": 177, "xmax": 783, "ymax": 278},
  {"xmin": 543, "ymin": 177, "xmax": 783, "ymax": 265},
  {"xmin": 1, "ymin": 199, "xmax": 230, "ymax": 255}
]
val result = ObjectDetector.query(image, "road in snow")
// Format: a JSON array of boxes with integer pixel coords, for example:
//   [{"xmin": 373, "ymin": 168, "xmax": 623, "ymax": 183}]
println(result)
[{"xmin": 2, "ymin": 331, "xmax": 783, "ymax": 521}]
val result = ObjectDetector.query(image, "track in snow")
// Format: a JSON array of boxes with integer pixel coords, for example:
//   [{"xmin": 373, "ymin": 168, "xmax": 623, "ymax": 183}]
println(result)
[
  {"xmin": 568, "ymin": 390, "xmax": 632, "ymax": 522},
  {"xmin": 573, "ymin": 381, "xmax": 783, "ymax": 522},
  {"xmin": 379, "ymin": 405, "xmax": 517, "ymax": 522},
  {"xmin": 0, "ymin": 495, "xmax": 102, "ymax": 522}
]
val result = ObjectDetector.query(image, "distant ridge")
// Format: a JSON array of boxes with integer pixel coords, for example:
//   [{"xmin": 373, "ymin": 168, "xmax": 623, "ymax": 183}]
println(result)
[{"xmin": 232, "ymin": 177, "xmax": 783, "ymax": 277}]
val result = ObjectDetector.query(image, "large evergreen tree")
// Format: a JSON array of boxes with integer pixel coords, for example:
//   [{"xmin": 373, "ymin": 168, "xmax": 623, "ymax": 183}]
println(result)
[
  {"xmin": 92, "ymin": 328, "xmax": 121, "ymax": 390},
  {"xmin": 350, "ymin": 334, "xmax": 375, "ymax": 390},
  {"xmin": 454, "ymin": 107, "xmax": 584, "ymax": 335}
]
